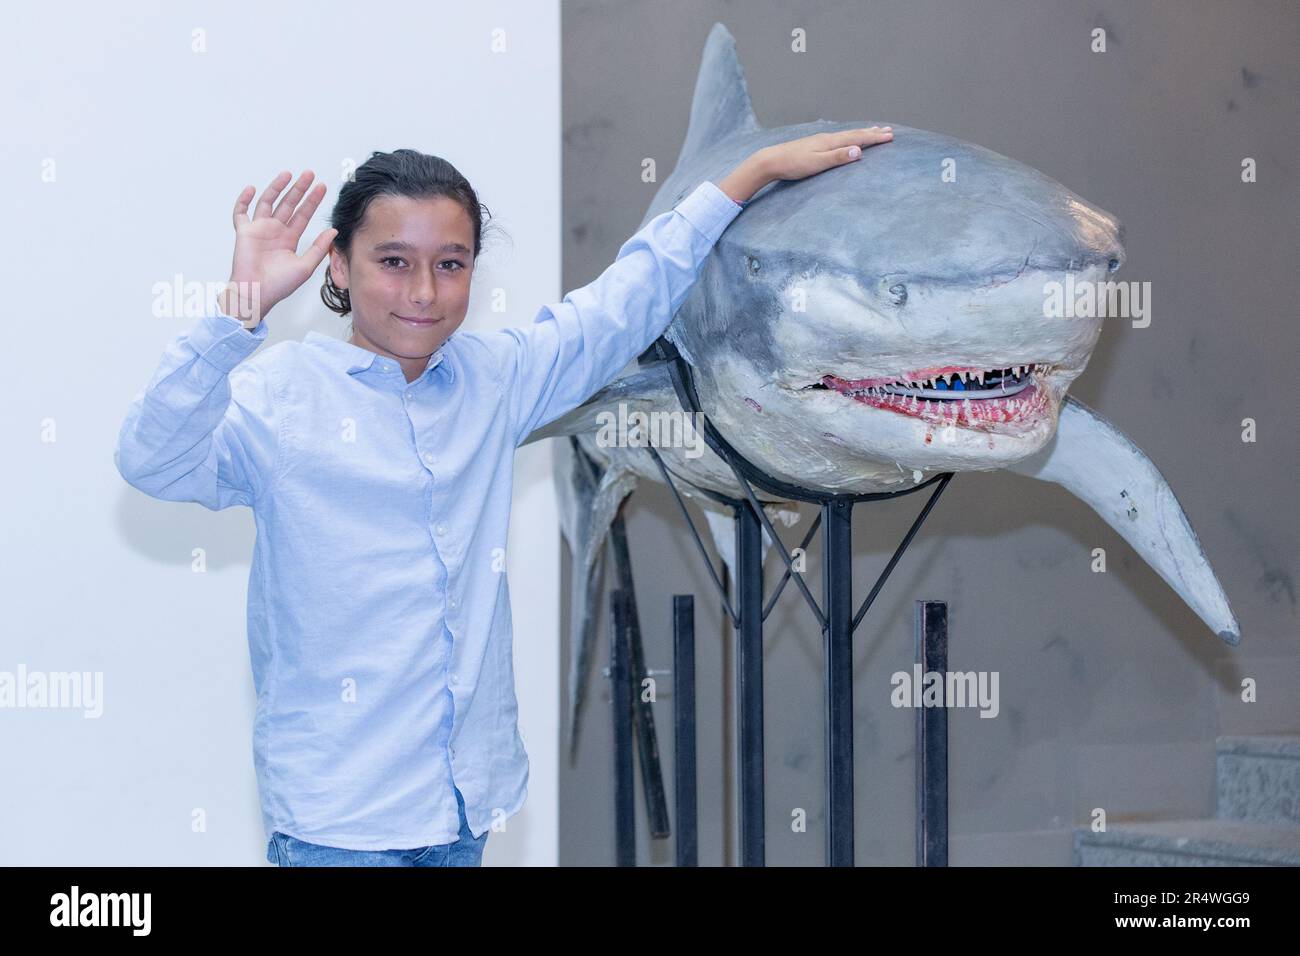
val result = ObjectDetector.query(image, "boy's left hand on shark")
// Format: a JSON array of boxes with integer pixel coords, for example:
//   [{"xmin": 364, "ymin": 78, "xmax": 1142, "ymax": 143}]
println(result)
[{"xmin": 718, "ymin": 126, "xmax": 894, "ymax": 203}]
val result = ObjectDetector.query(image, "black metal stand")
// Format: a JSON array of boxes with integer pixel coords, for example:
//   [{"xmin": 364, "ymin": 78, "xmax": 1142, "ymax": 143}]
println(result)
[
  {"xmin": 915, "ymin": 600, "xmax": 949, "ymax": 867},
  {"xmin": 672, "ymin": 595, "xmax": 698, "ymax": 866},
  {"xmin": 600, "ymin": 336, "xmax": 956, "ymax": 865},
  {"xmin": 607, "ymin": 514, "xmax": 670, "ymax": 838},
  {"xmin": 610, "ymin": 589, "xmax": 635, "ymax": 866}
]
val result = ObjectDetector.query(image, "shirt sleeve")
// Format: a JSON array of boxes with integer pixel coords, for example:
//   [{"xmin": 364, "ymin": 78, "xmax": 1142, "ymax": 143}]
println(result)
[
  {"xmin": 114, "ymin": 307, "xmax": 280, "ymax": 511},
  {"xmin": 499, "ymin": 179, "xmax": 744, "ymax": 447}
]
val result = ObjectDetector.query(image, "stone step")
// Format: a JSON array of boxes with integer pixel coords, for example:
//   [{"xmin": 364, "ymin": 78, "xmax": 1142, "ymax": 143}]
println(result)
[
  {"xmin": 1216, "ymin": 734, "xmax": 1300, "ymax": 826},
  {"xmin": 1074, "ymin": 819, "xmax": 1300, "ymax": 866}
]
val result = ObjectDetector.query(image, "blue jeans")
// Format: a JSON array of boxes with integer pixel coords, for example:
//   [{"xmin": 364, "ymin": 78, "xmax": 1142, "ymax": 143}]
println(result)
[{"xmin": 266, "ymin": 786, "xmax": 488, "ymax": 867}]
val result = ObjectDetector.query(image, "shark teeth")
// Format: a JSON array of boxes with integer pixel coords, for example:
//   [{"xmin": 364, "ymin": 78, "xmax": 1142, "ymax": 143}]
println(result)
[
  {"xmin": 816, "ymin": 363, "xmax": 1045, "ymax": 401},
  {"xmin": 814, "ymin": 366, "xmax": 1052, "ymax": 430}
]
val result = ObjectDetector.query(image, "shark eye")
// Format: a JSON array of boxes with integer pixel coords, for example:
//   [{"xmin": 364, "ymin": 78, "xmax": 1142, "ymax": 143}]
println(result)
[
  {"xmin": 1108, "ymin": 258, "xmax": 1120, "ymax": 273},
  {"xmin": 888, "ymin": 282, "xmax": 908, "ymax": 306},
  {"xmin": 746, "ymin": 255, "xmax": 761, "ymax": 274}
]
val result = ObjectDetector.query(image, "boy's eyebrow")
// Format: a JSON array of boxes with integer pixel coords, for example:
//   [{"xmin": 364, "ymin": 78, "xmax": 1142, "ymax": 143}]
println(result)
[{"xmin": 372, "ymin": 239, "xmax": 472, "ymax": 255}]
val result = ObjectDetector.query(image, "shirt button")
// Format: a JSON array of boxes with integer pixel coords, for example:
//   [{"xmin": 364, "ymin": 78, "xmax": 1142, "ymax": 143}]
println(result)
[
  {"xmin": 435, "ymin": 523, "xmax": 448, "ymax": 536},
  {"xmin": 449, "ymin": 596, "xmax": 458, "ymax": 608},
  {"xmin": 450, "ymin": 673, "xmax": 458, "ymax": 684},
  {"xmin": 424, "ymin": 452, "xmax": 435, "ymax": 464},
  {"xmin": 405, "ymin": 391, "xmax": 413, "ymax": 400}
]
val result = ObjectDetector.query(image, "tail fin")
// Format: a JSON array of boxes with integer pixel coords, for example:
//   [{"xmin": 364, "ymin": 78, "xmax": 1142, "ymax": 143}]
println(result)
[{"xmin": 556, "ymin": 437, "xmax": 639, "ymax": 759}]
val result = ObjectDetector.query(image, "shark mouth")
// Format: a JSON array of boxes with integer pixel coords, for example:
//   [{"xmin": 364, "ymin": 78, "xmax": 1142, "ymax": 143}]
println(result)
[{"xmin": 810, "ymin": 363, "xmax": 1053, "ymax": 429}]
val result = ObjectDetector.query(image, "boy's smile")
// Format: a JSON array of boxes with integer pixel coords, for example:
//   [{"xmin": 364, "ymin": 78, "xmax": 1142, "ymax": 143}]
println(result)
[{"xmin": 329, "ymin": 193, "xmax": 476, "ymax": 382}]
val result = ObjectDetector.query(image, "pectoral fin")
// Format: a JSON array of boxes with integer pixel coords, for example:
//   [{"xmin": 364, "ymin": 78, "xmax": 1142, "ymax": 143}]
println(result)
[
  {"xmin": 521, "ymin": 362, "xmax": 677, "ymax": 446},
  {"xmin": 1007, "ymin": 395, "xmax": 1240, "ymax": 644}
]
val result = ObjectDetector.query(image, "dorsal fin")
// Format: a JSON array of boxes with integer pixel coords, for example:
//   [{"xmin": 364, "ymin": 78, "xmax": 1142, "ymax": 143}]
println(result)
[{"xmin": 676, "ymin": 23, "xmax": 761, "ymax": 167}]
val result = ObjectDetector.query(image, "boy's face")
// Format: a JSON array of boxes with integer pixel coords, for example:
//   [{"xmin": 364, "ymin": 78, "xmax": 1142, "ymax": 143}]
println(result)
[{"xmin": 329, "ymin": 193, "xmax": 475, "ymax": 381}]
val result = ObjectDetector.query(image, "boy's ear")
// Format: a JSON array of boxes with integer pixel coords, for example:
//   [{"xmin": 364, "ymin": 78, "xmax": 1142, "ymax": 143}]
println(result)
[{"xmin": 328, "ymin": 246, "xmax": 348, "ymax": 289}]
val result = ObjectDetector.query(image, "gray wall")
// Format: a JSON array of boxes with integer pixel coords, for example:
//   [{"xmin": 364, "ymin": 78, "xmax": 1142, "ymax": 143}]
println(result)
[{"xmin": 559, "ymin": 0, "xmax": 1300, "ymax": 865}]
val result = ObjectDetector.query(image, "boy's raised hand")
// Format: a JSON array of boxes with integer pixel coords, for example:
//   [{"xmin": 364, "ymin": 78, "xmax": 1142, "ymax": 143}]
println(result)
[
  {"xmin": 220, "ymin": 170, "xmax": 338, "ymax": 328},
  {"xmin": 719, "ymin": 127, "xmax": 895, "ymax": 204},
  {"xmin": 761, "ymin": 126, "xmax": 894, "ymax": 182}
]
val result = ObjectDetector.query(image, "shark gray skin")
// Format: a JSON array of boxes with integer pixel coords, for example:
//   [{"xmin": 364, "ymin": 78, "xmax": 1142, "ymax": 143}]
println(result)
[{"xmin": 524, "ymin": 23, "xmax": 1240, "ymax": 757}]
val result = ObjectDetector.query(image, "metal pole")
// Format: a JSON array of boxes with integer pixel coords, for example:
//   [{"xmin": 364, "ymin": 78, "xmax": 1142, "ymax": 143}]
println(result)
[
  {"xmin": 608, "ymin": 513, "xmax": 670, "ymax": 838},
  {"xmin": 915, "ymin": 600, "xmax": 949, "ymax": 867},
  {"xmin": 611, "ymin": 589, "xmax": 635, "ymax": 866},
  {"xmin": 823, "ymin": 497, "xmax": 855, "ymax": 866},
  {"xmin": 735, "ymin": 500, "xmax": 765, "ymax": 866},
  {"xmin": 673, "ymin": 594, "xmax": 697, "ymax": 866}
]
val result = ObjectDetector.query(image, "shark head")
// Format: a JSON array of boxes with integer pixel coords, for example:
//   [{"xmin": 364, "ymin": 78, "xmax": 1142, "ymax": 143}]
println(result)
[{"xmin": 652, "ymin": 28, "xmax": 1126, "ymax": 490}]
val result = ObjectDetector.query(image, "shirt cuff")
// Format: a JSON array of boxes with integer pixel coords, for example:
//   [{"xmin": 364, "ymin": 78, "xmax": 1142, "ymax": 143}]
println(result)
[
  {"xmin": 674, "ymin": 180, "xmax": 745, "ymax": 244},
  {"xmin": 187, "ymin": 306, "xmax": 270, "ymax": 373}
]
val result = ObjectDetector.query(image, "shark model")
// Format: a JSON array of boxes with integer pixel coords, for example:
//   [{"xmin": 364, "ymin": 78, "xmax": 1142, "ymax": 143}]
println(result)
[{"xmin": 522, "ymin": 23, "xmax": 1240, "ymax": 757}]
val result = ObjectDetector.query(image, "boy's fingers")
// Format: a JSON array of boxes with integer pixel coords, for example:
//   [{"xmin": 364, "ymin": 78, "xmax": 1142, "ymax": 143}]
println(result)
[
  {"xmin": 816, "ymin": 129, "xmax": 892, "ymax": 157},
  {"xmin": 300, "ymin": 227, "xmax": 338, "ymax": 267},
  {"xmin": 273, "ymin": 170, "xmax": 316, "ymax": 224},
  {"xmin": 233, "ymin": 185, "xmax": 254, "ymax": 226},
  {"xmin": 841, "ymin": 132, "xmax": 892, "ymax": 153},
  {"xmin": 845, "ymin": 127, "xmax": 893, "ymax": 143},
  {"xmin": 254, "ymin": 170, "xmax": 293, "ymax": 220},
  {"xmin": 286, "ymin": 182, "xmax": 328, "ymax": 240},
  {"xmin": 832, "ymin": 128, "xmax": 877, "ymax": 145}
]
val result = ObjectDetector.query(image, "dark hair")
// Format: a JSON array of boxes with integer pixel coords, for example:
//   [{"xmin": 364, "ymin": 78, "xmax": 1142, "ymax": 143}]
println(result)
[{"xmin": 321, "ymin": 149, "xmax": 500, "ymax": 318}]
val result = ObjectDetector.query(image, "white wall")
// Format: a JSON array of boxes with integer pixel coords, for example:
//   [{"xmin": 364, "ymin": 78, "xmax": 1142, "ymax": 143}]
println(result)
[{"xmin": 0, "ymin": 0, "xmax": 561, "ymax": 865}]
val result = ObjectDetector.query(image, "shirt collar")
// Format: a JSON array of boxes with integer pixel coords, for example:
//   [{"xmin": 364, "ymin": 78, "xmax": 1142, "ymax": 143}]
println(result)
[{"xmin": 303, "ymin": 331, "xmax": 455, "ymax": 385}]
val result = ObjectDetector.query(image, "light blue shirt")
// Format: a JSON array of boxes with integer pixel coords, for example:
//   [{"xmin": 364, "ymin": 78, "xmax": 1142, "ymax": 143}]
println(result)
[{"xmin": 114, "ymin": 180, "xmax": 743, "ymax": 849}]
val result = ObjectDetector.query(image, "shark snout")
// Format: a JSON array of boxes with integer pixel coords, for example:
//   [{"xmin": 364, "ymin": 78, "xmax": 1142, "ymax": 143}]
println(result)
[
  {"xmin": 1097, "ymin": 219, "xmax": 1125, "ymax": 274},
  {"xmin": 1106, "ymin": 231, "xmax": 1126, "ymax": 273},
  {"xmin": 1064, "ymin": 200, "xmax": 1126, "ymax": 275}
]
